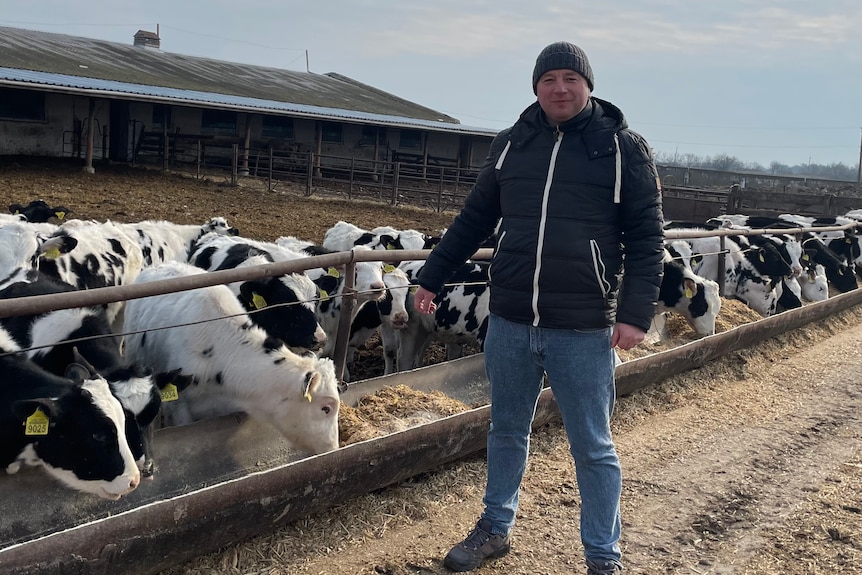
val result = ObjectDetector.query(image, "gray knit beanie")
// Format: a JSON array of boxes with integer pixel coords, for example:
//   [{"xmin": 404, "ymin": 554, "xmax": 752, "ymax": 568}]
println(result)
[{"xmin": 532, "ymin": 41, "xmax": 594, "ymax": 94}]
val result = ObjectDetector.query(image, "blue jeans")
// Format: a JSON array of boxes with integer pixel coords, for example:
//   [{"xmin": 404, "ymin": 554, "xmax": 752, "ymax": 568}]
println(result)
[{"xmin": 480, "ymin": 313, "xmax": 622, "ymax": 565}]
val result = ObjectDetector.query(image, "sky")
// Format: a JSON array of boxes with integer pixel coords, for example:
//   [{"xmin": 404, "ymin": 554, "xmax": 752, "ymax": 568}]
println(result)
[{"xmin": 3, "ymin": 1, "xmax": 861, "ymax": 169}]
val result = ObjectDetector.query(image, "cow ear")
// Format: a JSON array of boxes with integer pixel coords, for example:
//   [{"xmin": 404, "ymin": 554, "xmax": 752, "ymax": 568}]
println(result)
[
  {"xmin": 314, "ymin": 274, "xmax": 339, "ymax": 296},
  {"xmin": 12, "ymin": 398, "xmax": 58, "ymax": 422},
  {"xmin": 154, "ymin": 369, "xmax": 194, "ymax": 392},
  {"xmin": 302, "ymin": 371, "xmax": 321, "ymax": 402},
  {"xmin": 39, "ymin": 234, "xmax": 78, "ymax": 260},
  {"xmin": 238, "ymin": 281, "xmax": 270, "ymax": 309},
  {"xmin": 65, "ymin": 363, "xmax": 92, "ymax": 382},
  {"xmin": 683, "ymin": 278, "xmax": 698, "ymax": 299}
]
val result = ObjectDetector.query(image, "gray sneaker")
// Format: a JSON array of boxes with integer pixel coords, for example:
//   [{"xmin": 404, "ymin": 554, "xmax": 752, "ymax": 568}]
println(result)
[
  {"xmin": 443, "ymin": 518, "xmax": 511, "ymax": 572},
  {"xmin": 586, "ymin": 558, "xmax": 623, "ymax": 574}
]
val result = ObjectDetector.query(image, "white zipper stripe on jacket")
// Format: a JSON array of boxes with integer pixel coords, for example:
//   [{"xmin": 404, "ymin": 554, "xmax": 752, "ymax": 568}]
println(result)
[
  {"xmin": 531, "ymin": 128, "xmax": 564, "ymax": 326},
  {"xmin": 613, "ymin": 133, "xmax": 622, "ymax": 204},
  {"xmin": 495, "ymin": 141, "xmax": 511, "ymax": 170}
]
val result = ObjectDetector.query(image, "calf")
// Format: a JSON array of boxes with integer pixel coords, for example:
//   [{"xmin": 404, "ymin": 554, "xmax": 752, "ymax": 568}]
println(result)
[
  {"xmin": 0, "ymin": 273, "xmax": 190, "ymax": 477},
  {"xmin": 118, "ymin": 216, "xmax": 239, "ymax": 267},
  {"xmin": 323, "ymin": 221, "xmax": 437, "ymax": 254},
  {"xmin": 9, "ymin": 200, "xmax": 71, "ymax": 223},
  {"xmin": 123, "ymin": 262, "xmax": 341, "ymax": 455},
  {"xmin": 657, "ymin": 250, "xmax": 721, "ymax": 336},
  {"xmin": 37, "ymin": 219, "xmax": 145, "ymax": 327},
  {"xmin": 396, "ymin": 260, "xmax": 490, "ymax": 371},
  {"xmin": 675, "ymin": 231, "xmax": 792, "ymax": 317},
  {"xmin": 345, "ymin": 265, "xmax": 411, "ymax": 379},
  {"xmin": 189, "ymin": 233, "xmax": 326, "ymax": 353},
  {"xmin": 0, "ymin": 221, "xmax": 78, "ymax": 289},
  {"xmin": 0, "ymin": 329, "xmax": 140, "ymax": 499}
]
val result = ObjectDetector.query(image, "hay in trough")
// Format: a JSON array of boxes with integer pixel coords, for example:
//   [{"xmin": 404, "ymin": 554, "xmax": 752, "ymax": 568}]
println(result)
[
  {"xmin": 619, "ymin": 298, "xmax": 762, "ymax": 361},
  {"xmin": 339, "ymin": 385, "xmax": 471, "ymax": 445}
]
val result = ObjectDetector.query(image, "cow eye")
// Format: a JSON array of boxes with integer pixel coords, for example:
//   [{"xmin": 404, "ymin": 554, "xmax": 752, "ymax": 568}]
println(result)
[{"xmin": 321, "ymin": 405, "xmax": 331, "ymax": 415}]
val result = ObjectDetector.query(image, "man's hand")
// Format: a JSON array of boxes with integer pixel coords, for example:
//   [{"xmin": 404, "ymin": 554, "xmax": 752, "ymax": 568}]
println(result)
[
  {"xmin": 611, "ymin": 322, "xmax": 646, "ymax": 351},
  {"xmin": 413, "ymin": 286, "xmax": 438, "ymax": 315}
]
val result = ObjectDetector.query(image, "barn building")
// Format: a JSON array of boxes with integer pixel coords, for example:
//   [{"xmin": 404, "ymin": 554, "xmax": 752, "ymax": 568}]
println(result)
[{"xmin": 0, "ymin": 26, "xmax": 497, "ymax": 176}]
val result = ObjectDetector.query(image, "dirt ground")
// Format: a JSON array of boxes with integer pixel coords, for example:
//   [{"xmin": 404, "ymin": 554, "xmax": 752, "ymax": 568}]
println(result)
[{"xmin": 3, "ymin": 158, "xmax": 861, "ymax": 575}]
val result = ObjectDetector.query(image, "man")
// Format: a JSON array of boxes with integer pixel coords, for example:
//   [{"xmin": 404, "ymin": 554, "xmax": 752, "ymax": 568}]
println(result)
[{"xmin": 412, "ymin": 41, "xmax": 664, "ymax": 574}]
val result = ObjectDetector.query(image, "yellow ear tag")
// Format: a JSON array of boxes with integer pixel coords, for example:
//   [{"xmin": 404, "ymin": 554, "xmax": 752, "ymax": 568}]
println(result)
[
  {"xmin": 846, "ymin": 238, "xmax": 852, "ymax": 244},
  {"xmin": 758, "ymin": 253, "xmax": 765, "ymax": 262},
  {"xmin": 14, "ymin": 209, "xmax": 20, "ymax": 215},
  {"xmin": 410, "ymin": 286, "xmax": 418, "ymax": 294},
  {"xmin": 685, "ymin": 288, "xmax": 693, "ymax": 298},
  {"xmin": 43, "ymin": 247, "xmax": 61, "ymax": 260},
  {"xmin": 319, "ymin": 289, "xmax": 329, "ymax": 301},
  {"xmin": 25, "ymin": 409, "xmax": 50, "ymax": 436},
  {"xmin": 160, "ymin": 383, "xmax": 179, "ymax": 402},
  {"xmin": 386, "ymin": 243, "xmax": 396, "ymax": 250},
  {"xmin": 251, "ymin": 293, "xmax": 268, "ymax": 309},
  {"xmin": 302, "ymin": 382, "xmax": 313, "ymax": 402},
  {"xmin": 802, "ymin": 254, "xmax": 809, "ymax": 261},
  {"xmin": 55, "ymin": 211, "xmax": 66, "ymax": 220},
  {"xmin": 383, "ymin": 264, "xmax": 396, "ymax": 273},
  {"xmin": 326, "ymin": 267, "xmax": 340, "ymax": 278}
]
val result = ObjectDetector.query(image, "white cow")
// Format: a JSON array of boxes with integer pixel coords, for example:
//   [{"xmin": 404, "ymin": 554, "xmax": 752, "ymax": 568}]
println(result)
[{"xmin": 123, "ymin": 262, "xmax": 340, "ymax": 455}]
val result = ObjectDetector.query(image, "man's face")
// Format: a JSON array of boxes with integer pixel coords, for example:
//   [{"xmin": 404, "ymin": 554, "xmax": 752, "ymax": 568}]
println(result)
[{"xmin": 536, "ymin": 69, "xmax": 591, "ymax": 125}]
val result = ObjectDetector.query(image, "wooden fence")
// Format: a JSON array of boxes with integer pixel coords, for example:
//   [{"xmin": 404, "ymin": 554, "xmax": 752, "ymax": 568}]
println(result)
[{"xmin": 132, "ymin": 139, "xmax": 862, "ymax": 218}]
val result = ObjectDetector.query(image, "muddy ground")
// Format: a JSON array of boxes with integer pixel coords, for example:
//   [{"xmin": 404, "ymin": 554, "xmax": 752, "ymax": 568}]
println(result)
[{"xmin": 2, "ymin": 158, "xmax": 861, "ymax": 575}]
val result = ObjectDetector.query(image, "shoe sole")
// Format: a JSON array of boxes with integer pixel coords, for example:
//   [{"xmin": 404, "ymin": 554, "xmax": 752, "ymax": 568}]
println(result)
[{"xmin": 443, "ymin": 544, "xmax": 511, "ymax": 572}]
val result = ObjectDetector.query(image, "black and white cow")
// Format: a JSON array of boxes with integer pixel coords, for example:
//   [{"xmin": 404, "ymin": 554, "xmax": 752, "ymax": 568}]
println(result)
[
  {"xmin": 189, "ymin": 233, "xmax": 327, "ymax": 353},
  {"xmin": 778, "ymin": 214, "xmax": 862, "ymax": 281},
  {"xmin": 274, "ymin": 235, "xmax": 388, "ymax": 358},
  {"xmin": 0, "ymin": 328, "xmax": 140, "ymax": 499},
  {"xmin": 9, "ymin": 200, "xmax": 71, "ymax": 223},
  {"xmin": 345, "ymin": 265, "xmax": 411, "ymax": 380},
  {"xmin": 0, "ymin": 273, "xmax": 192, "ymax": 477},
  {"xmin": 123, "ymin": 262, "xmax": 341, "ymax": 455},
  {"xmin": 396, "ymin": 260, "xmax": 490, "ymax": 371},
  {"xmin": 0, "ymin": 221, "xmax": 78, "ymax": 289},
  {"xmin": 322, "ymin": 221, "xmax": 438, "ymax": 254},
  {"xmin": 117, "ymin": 217, "xmax": 239, "ymax": 267},
  {"xmin": 670, "ymin": 230, "xmax": 793, "ymax": 317},
  {"xmin": 35, "ymin": 219, "xmax": 145, "ymax": 328},
  {"xmin": 656, "ymin": 250, "xmax": 721, "ymax": 336},
  {"xmin": 716, "ymin": 215, "xmax": 858, "ymax": 294}
]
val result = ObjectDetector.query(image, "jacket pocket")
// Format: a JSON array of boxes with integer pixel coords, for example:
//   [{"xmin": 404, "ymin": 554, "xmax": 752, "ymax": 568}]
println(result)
[{"xmin": 590, "ymin": 239, "xmax": 611, "ymax": 299}]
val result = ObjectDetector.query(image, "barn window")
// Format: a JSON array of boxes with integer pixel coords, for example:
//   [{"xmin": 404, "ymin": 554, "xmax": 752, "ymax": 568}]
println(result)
[
  {"xmin": 399, "ymin": 129, "xmax": 423, "ymax": 150},
  {"xmin": 321, "ymin": 122, "xmax": 342, "ymax": 144},
  {"xmin": 261, "ymin": 116, "xmax": 294, "ymax": 139},
  {"xmin": 360, "ymin": 126, "xmax": 382, "ymax": 146},
  {"xmin": 201, "ymin": 109, "xmax": 237, "ymax": 135},
  {"xmin": 151, "ymin": 104, "xmax": 172, "ymax": 130},
  {"xmin": 0, "ymin": 87, "xmax": 46, "ymax": 122}
]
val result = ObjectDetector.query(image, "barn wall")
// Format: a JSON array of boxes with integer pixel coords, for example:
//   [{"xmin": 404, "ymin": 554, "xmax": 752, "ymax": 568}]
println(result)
[
  {"xmin": 0, "ymin": 91, "xmax": 491, "ymax": 171},
  {"xmin": 0, "ymin": 92, "xmax": 111, "ymax": 157}
]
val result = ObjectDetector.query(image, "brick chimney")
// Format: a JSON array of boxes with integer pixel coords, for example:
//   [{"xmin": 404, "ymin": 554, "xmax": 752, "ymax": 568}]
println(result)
[{"xmin": 133, "ymin": 25, "xmax": 160, "ymax": 49}]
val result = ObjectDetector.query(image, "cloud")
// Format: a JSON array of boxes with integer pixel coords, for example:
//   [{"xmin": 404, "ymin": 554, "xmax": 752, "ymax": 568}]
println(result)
[{"xmin": 356, "ymin": 1, "xmax": 861, "ymax": 64}]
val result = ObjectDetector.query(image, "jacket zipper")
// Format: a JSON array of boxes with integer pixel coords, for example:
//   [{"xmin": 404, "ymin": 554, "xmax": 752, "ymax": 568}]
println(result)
[
  {"xmin": 531, "ymin": 127, "xmax": 564, "ymax": 326},
  {"xmin": 590, "ymin": 239, "xmax": 611, "ymax": 298}
]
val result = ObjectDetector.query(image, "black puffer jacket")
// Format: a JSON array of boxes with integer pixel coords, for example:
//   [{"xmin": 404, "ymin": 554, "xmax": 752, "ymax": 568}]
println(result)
[{"xmin": 417, "ymin": 98, "xmax": 664, "ymax": 332}]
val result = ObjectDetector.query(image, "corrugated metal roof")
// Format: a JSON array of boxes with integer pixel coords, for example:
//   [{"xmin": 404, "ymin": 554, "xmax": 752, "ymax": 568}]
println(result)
[{"xmin": 0, "ymin": 26, "xmax": 499, "ymax": 137}]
